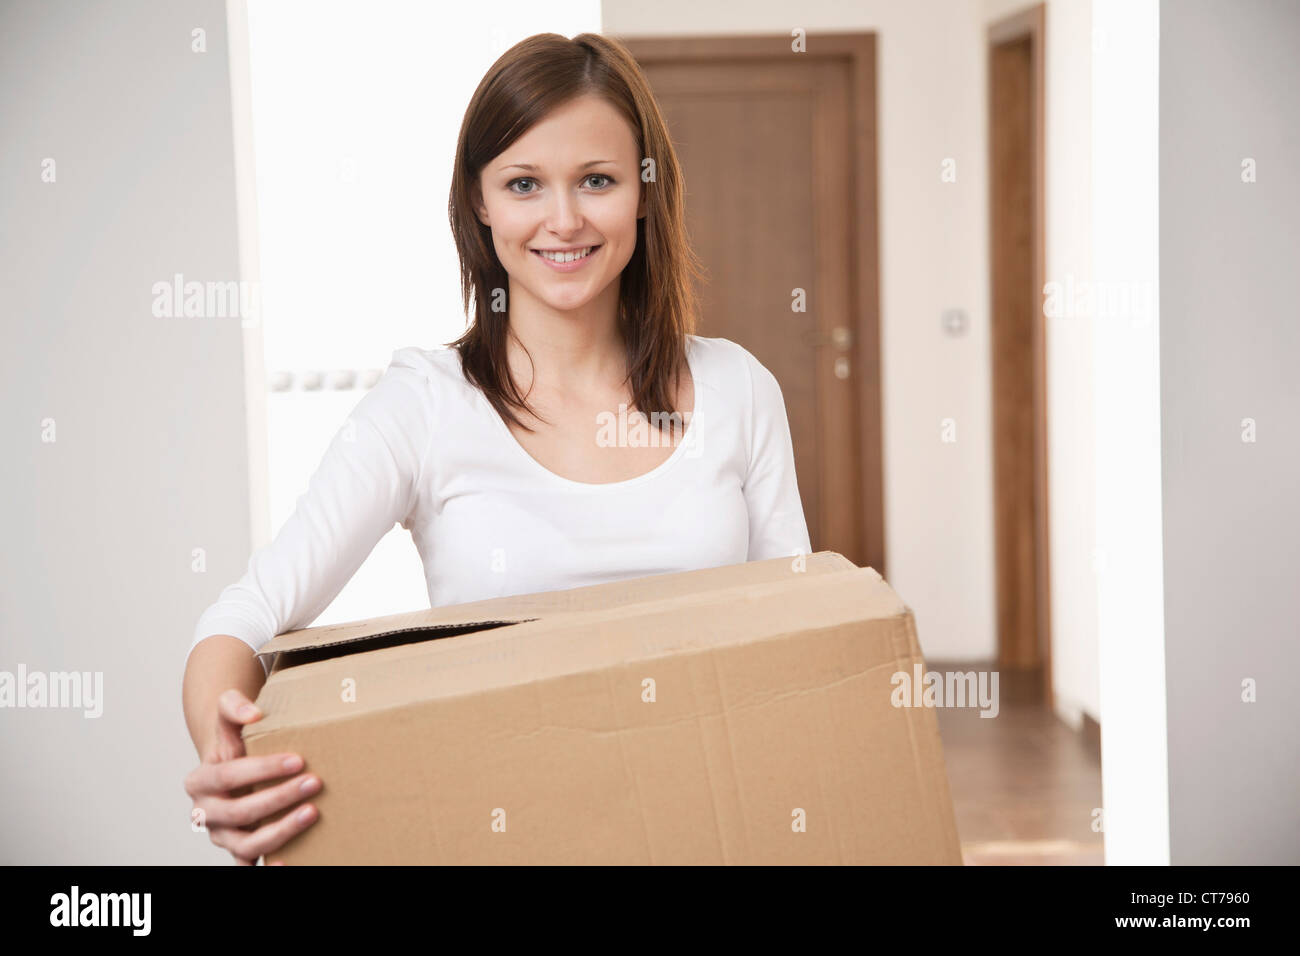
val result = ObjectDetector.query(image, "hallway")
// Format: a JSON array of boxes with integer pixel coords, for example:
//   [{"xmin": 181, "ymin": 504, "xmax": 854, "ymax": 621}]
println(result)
[{"xmin": 930, "ymin": 664, "xmax": 1106, "ymax": 865}]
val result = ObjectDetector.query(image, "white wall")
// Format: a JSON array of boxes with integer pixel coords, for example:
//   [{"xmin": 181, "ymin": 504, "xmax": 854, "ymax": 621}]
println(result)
[
  {"xmin": 0, "ymin": 0, "xmax": 252, "ymax": 863},
  {"xmin": 1091, "ymin": 0, "xmax": 1167, "ymax": 866},
  {"xmin": 1038, "ymin": 0, "xmax": 1100, "ymax": 733},
  {"xmin": 605, "ymin": 0, "xmax": 998, "ymax": 663},
  {"xmin": 1159, "ymin": 0, "xmax": 1300, "ymax": 865}
]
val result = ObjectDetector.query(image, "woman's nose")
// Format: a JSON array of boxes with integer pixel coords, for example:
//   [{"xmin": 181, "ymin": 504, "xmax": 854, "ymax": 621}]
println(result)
[{"xmin": 545, "ymin": 191, "xmax": 583, "ymax": 233}]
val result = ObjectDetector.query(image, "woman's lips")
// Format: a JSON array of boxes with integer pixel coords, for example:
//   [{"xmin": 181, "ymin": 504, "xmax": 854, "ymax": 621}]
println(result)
[{"xmin": 531, "ymin": 245, "xmax": 601, "ymax": 273}]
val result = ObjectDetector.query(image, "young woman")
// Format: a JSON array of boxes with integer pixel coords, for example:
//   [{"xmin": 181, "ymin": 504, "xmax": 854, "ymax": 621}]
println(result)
[{"xmin": 181, "ymin": 32, "xmax": 811, "ymax": 865}]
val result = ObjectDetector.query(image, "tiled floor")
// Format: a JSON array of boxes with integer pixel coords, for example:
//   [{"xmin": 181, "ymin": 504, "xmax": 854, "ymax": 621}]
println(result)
[{"xmin": 929, "ymin": 662, "xmax": 1106, "ymax": 866}]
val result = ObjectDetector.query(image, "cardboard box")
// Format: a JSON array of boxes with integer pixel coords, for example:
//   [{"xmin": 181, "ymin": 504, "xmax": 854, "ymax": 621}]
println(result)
[{"xmin": 243, "ymin": 552, "xmax": 962, "ymax": 864}]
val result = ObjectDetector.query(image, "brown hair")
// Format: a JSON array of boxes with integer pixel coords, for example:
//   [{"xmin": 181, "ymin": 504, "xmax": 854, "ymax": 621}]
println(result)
[{"xmin": 445, "ymin": 32, "xmax": 704, "ymax": 432}]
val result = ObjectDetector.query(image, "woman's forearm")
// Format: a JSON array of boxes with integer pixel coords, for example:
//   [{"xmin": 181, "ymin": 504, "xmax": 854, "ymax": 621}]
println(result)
[{"xmin": 182, "ymin": 635, "xmax": 267, "ymax": 759}]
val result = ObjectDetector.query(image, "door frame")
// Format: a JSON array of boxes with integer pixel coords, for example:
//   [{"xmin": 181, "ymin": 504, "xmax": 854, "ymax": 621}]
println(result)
[
  {"xmin": 988, "ymin": 5, "xmax": 1052, "ymax": 706},
  {"xmin": 618, "ymin": 33, "xmax": 886, "ymax": 576}
]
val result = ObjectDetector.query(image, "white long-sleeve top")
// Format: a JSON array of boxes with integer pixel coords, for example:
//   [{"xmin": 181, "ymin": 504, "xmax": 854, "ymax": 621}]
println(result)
[{"xmin": 189, "ymin": 334, "xmax": 812, "ymax": 666}]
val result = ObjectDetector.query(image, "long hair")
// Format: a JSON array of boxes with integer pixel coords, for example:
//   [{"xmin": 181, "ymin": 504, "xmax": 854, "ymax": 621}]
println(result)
[{"xmin": 445, "ymin": 33, "xmax": 704, "ymax": 432}]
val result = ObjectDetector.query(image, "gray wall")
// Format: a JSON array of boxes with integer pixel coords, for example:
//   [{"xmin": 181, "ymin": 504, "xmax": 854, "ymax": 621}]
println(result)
[
  {"xmin": 0, "ymin": 0, "xmax": 252, "ymax": 862},
  {"xmin": 1160, "ymin": 0, "xmax": 1300, "ymax": 864}
]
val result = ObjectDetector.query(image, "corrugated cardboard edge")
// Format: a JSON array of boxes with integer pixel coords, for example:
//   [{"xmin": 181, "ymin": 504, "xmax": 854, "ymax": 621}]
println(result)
[{"xmin": 892, "ymin": 605, "xmax": 965, "ymax": 865}]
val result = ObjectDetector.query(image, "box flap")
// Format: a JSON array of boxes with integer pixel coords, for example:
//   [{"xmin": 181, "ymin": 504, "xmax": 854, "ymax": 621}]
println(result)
[
  {"xmin": 256, "ymin": 550, "xmax": 858, "ymax": 661},
  {"xmin": 245, "ymin": 562, "xmax": 901, "ymax": 740}
]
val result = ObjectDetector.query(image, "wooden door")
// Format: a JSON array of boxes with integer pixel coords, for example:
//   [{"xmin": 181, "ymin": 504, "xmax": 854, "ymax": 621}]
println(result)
[
  {"xmin": 989, "ymin": 6, "xmax": 1051, "ymax": 697},
  {"xmin": 622, "ymin": 35, "xmax": 884, "ymax": 573}
]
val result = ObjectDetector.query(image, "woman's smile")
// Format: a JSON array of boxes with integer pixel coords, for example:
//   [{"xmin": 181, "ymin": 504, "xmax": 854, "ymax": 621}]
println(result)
[{"xmin": 530, "ymin": 243, "xmax": 602, "ymax": 273}]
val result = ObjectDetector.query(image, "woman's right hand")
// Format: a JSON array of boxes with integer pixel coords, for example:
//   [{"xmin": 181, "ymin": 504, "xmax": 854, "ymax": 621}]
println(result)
[{"xmin": 184, "ymin": 688, "xmax": 322, "ymax": 865}]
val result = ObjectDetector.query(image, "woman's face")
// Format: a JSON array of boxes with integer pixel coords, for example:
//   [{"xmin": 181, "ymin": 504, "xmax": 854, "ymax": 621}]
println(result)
[{"xmin": 474, "ymin": 93, "xmax": 646, "ymax": 316}]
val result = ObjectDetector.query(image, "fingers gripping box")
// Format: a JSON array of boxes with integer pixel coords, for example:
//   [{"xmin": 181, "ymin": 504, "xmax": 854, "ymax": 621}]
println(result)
[{"xmin": 242, "ymin": 552, "xmax": 963, "ymax": 864}]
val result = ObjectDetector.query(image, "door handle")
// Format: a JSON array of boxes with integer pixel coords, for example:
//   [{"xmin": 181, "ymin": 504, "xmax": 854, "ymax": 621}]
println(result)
[{"xmin": 800, "ymin": 326, "xmax": 854, "ymax": 350}]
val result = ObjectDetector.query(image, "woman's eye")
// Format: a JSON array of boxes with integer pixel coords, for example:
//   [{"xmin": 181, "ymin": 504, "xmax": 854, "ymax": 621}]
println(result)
[{"xmin": 506, "ymin": 174, "xmax": 614, "ymax": 195}]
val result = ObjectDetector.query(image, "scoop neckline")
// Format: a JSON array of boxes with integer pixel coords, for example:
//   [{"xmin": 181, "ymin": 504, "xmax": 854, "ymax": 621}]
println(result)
[{"xmin": 483, "ymin": 335, "xmax": 704, "ymax": 491}]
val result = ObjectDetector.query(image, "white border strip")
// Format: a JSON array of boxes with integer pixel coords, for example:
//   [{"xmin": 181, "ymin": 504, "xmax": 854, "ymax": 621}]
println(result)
[{"xmin": 1092, "ymin": 0, "xmax": 1169, "ymax": 865}]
